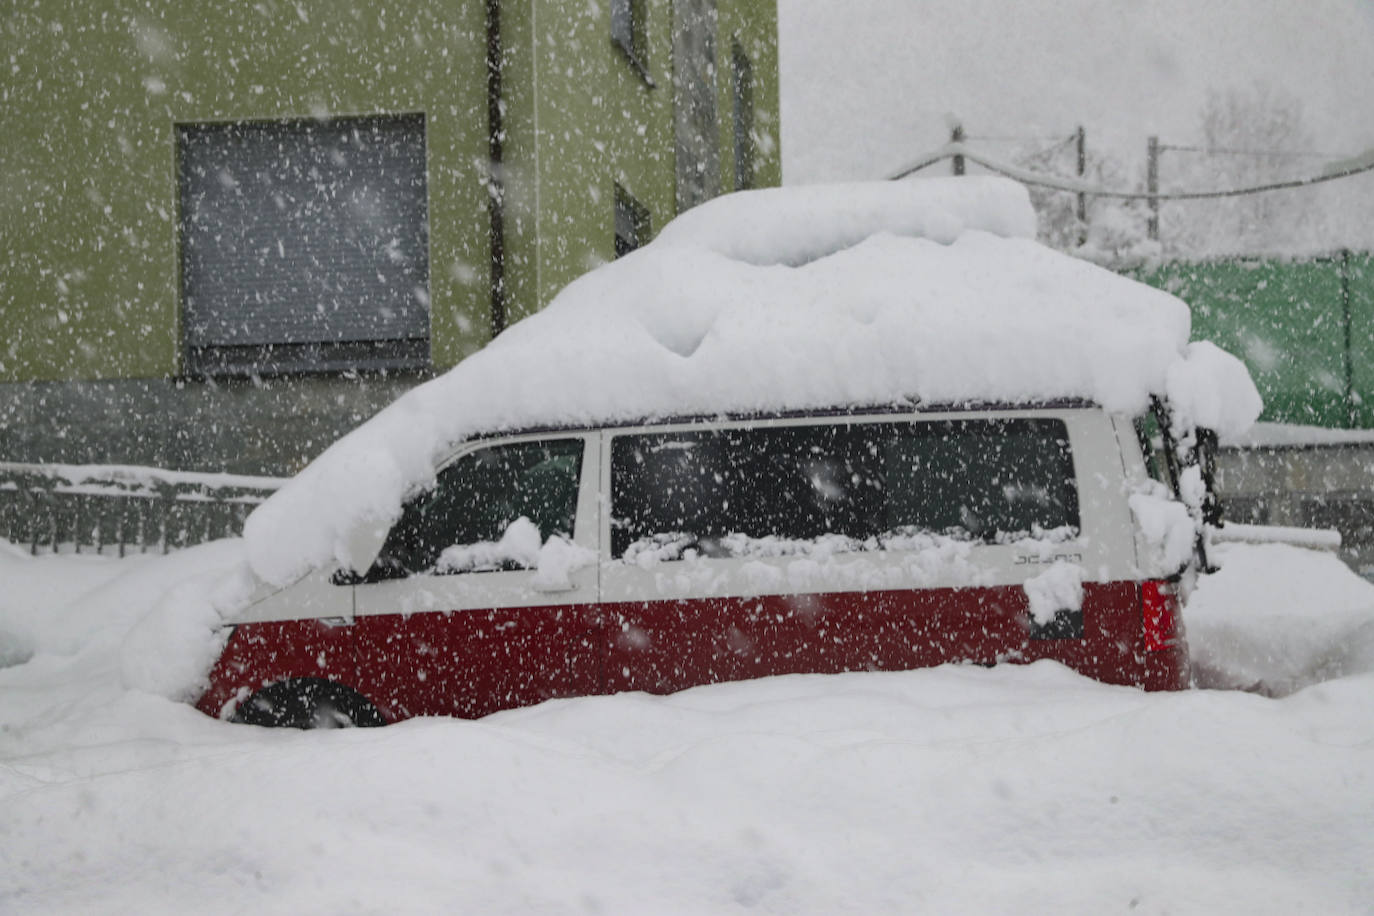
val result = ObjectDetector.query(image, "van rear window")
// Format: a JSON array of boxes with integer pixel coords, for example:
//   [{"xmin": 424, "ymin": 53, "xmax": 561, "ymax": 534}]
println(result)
[{"xmin": 610, "ymin": 419, "xmax": 1077, "ymax": 559}]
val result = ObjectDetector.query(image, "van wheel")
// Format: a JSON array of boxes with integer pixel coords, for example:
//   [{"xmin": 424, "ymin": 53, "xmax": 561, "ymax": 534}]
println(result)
[{"xmin": 231, "ymin": 678, "xmax": 386, "ymax": 729}]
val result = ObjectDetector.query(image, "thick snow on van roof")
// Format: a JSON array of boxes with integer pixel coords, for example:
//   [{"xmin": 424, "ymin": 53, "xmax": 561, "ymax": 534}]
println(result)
[{"xmin": 244, "ymin": 177, "xmax": 1261, "ymax": 585}]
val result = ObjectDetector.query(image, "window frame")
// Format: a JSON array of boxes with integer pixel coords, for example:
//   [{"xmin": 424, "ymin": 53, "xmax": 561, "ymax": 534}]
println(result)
[
  {"xmin": 348, "ymin": 429, "xmax": 601, "ymax": 625},
  {"xmin": 614, "ymin": 184, "xmax": 653, "ymax": 258},
  {"xmin": 610, "ymin": 0, "xmax": 654, "ymax": 86},
  {"xmin": 357, "ymin": 435, "xmax": 591, "ymax": 583},
  {"xmin": 606, "ymin": 414, "xmax": 1082, "ymax": 562},
  {"xmin": 175, "ymin": 113, "xmax": 432, "ymax": 378}
]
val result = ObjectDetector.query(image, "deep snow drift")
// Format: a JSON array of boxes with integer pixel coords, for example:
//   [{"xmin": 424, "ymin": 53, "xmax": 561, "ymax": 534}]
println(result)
[
  {"xmin": 1187, "ymin": 543, "xmax": 1374, "ymax": 695},
  {"xmin": 1, "ymin": 538, "xmax": 1372, "ymax": 914},
  {"xmin": 242, "ymin": 178, "xmax": 1259, "ymax": 587}
]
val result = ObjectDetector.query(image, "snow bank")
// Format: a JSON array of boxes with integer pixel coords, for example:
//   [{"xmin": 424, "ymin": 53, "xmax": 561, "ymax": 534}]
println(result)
[
  {"xmin": 0, "ymin": 539, "xmax": 250, "ymax": 701},
  {"xmin": 3, "ymin": 540, "xmax": 1374, "ymax": 913},
  {"xmin": 1186, "ymin": 542, "xmax": 1374, "ymax": 695},
  {"xmin": 244, "ymin": 177, "xmax": 1260, "ymax": 585},
  {"xmin": 5, "ymin": 652, "xmax": 1374, "ymax": 914},
  {"xmin": 0, "ymin": 546, "xmax": 128, "ymax": 667},
  {"xmin": 120, "ymin": 558, "xmax": 256, "ymax": 702}
]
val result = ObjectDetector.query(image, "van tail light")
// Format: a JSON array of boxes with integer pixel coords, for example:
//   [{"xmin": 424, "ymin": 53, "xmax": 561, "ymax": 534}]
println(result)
[{"xmin": 1142, "ymin": 579, "xmax": 1181, "ymax": 652}]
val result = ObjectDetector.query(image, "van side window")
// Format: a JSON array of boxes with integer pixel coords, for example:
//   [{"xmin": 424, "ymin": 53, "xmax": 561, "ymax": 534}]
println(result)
[
  {"xmin": 366, "ymin": 438, "xmax": 583, "ymax": 580},
  {"xmin": 610, "ymin": 419, "xmax": 1078, "ymax": 559},
  {"xmin": 883, "ymin": 419, "xmax": 1078, "ymax": 542},
  {"xmin": 610, "ymin": 425, "xmax": 882, "ymax": 558}
]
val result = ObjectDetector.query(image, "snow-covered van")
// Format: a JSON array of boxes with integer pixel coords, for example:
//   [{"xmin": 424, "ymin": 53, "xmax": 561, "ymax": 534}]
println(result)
[{"xmin": 195, "ymin": 179, "xmax": 1262, "ymax": 727}]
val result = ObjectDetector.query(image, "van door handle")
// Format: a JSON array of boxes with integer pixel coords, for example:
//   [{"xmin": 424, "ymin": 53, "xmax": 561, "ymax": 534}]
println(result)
[{"xmin": 531, "ymin": 579, "xmax": 578, "ymax": 593}]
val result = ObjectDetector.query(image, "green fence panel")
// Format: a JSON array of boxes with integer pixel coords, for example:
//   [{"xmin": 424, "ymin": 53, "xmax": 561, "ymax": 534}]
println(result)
[
  {"xmin": 1133, "ymin": 258, "xmax": 1352, "ymax": 428},
  {"xmin": 1348, "ymin": 253, "xmax": 1374, "ymax": 429}
]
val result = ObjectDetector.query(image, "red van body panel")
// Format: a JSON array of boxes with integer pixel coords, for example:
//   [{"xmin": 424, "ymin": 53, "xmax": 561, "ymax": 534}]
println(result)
[
  {"xmin": 197, "ymin": 618, "xmax": 355, "ymax": 721},
  {"xmin": 196, "ymin": 581, "xmax": 1186, "ymax": 723},
  {"xmin": 350, "ymin": 605, "xmax": 602, "ymax": 720},
  {"xmin": 598, "ymin": 581, "xmax": 1151, "ymax": 696}
]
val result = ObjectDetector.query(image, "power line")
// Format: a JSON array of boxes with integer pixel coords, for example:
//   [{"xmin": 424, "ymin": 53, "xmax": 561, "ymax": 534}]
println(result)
[
  {"xmin": 964, "ymin": 133, "xmax": 1075, "ymax": 144},
  {"xmin": 890, "ymin": 142, "xmax": 1374, "ymax": 200},
  {"xmin": 1160, "ymin": 144, "xmax": 1351, "ymax": 158}
]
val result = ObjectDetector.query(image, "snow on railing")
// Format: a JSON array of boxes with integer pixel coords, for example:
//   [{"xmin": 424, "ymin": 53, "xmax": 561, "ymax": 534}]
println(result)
[
  {"xmin": 1211, "ymin": 522, "xmax": 1343, "ymax": 553},
  {"xmin": 0, "ymin": 461, "xmax": 286, "ymax": 557}
]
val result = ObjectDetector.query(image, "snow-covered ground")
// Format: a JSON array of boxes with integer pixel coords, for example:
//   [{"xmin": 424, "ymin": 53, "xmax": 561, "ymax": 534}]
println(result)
[{"xmin": 2, "ymin": 537, "xmax": 1372, "ymax": 914}]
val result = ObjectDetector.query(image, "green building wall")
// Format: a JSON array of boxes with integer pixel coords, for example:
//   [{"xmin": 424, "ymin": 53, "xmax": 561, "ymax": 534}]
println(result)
[
  {"xmin": 1, "ymin": 0, "xmax": 781, "ymax": 383},
  {"xmin": 498, "ymin": 0, "xmax": 780, "ymax": 324},
  {"xmin": 2, "ymin": 1, "xmax": 492, "ymax": 383},
  {"xmin": 0, "ymin": 0, "xmax": 780, "ymax": 474}
]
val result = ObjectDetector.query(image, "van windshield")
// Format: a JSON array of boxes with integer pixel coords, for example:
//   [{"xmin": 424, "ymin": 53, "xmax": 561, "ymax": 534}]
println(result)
[{"xmin": 610, "ymin": 418, "xmax": 1078, "ymax": 559}]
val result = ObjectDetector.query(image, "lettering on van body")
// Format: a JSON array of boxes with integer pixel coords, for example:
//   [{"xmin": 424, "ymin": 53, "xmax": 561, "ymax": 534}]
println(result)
[{"xmin": 1013, "ymin": 553, "xmax": 1083, "ymax": 566}]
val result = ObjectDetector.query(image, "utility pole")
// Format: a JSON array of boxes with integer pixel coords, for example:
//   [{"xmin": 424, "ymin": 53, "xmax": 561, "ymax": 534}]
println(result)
[
  {"xmin": 1075, "ymin": 125, "xmax": 1087, "ymax": 245},
  {"xmin": 951, "ymin": 124, "xmax": 965, "ymax": 176},
  {"xmin": 1146, "ymin": 135, "xmax": 1160, "ymax": 241}
]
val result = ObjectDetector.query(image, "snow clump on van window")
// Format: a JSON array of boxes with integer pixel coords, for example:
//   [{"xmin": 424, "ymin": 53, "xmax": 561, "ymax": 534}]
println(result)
[{"xmin": 244, "ymin": 177, "xmax": 1261, "ymax": 586}]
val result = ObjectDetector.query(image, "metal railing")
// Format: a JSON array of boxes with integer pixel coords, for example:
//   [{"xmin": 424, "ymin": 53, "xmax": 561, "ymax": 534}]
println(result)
[{"xmin": 0, "ymin": 461, "xmax": 286, "ymax": 556}]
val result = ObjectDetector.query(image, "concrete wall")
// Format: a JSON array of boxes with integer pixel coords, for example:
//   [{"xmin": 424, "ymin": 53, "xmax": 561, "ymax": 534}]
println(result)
[
  {"xmin": 0, "ymin": 375, "xmax": 419, "ymax": 475},
  {"xmin": 1217, "ymin": 443, "xmax": 1374, "ymax": 577}
]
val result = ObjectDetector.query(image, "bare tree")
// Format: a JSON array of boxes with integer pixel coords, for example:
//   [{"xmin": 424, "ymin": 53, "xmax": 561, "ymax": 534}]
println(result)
[{"xmin": 1164, "ymin": 83, "xmax": 1319, "ymax": 256}]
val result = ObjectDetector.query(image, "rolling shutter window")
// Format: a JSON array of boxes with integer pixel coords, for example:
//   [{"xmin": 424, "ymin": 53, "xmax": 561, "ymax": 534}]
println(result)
[{"xmin": 178, "ymin": 115, "xmax": 430, "ymax": 376}]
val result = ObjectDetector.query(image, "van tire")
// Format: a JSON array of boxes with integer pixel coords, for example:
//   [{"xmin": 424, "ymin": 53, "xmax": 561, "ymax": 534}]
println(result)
[{"xmin": 231, "ymin": 678, "xmax": 386, "ymax": 729}]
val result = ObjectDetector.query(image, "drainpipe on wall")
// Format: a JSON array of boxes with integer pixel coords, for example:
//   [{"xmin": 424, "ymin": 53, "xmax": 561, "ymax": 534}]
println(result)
[{"xmin": 485, "ymin": 0, "xmax": 508, "ymax": 338}]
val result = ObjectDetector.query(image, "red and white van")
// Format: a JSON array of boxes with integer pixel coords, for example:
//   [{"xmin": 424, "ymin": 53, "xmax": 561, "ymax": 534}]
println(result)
[{"xmin": 198, "ymin": 399, "xmax": 1198, "ymax": 728}]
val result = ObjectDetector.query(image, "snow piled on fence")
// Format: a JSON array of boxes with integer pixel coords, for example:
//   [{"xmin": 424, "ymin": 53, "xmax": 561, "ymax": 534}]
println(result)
[{"xmin": 243, "ymin": 178, "xmax": 1260, "ymax": 586}]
